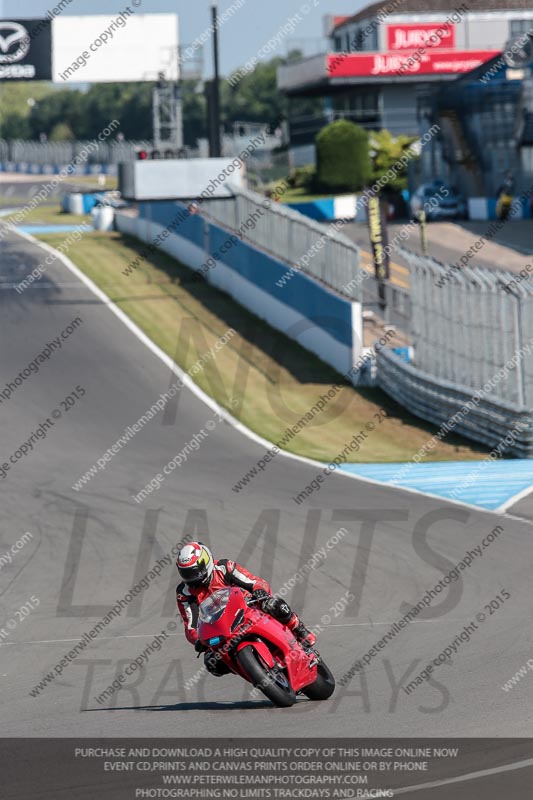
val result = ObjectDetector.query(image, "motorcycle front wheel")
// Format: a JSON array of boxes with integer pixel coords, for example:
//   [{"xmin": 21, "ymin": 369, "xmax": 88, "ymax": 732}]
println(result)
[
  {"xmin": 303, "ymin": 659, "xmax": 336, "ymax": 700},
  {"xmin": 237, "ymin": 645, "xmax": 296, "ymax": 707}
]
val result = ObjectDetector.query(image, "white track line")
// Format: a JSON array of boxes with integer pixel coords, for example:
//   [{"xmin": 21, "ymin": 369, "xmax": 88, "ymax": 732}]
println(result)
[
  {"xmin": 497, "ymin": 483, "xmax": 533, "ymax": 513},
  {"xmin": 393, "ymin": 756, "xmax": 533, "ymax": 795},
  {"xmin": 326, "ymin": 617, "xmax": 492, "ymax": 627},
  {"xmin": 8, "ymin": 225, "xmax": 530, "ymax": 520},
  {"xmin": 0, "ymin": 633, "xmax": 181, "ymax": 646},
  {"xmin": 1, "ymin": 617, "xmax": 471, "ymax": 647},
  {"xmin": 0, "ymin": 282, "xmax": 83, "ymax": 290},
  {"xmin": 502, "ymin": 512, "xmax": 533, "ymax": 526}
]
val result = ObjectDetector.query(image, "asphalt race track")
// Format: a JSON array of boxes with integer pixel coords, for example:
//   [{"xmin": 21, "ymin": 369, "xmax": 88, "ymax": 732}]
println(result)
[
  {"xmin": 1, "ymin": 224, "xmax": 533, "ymax": 792},
  {"xmin": 343, "ymin": 219, "xmax": 532, "ymax": 276}
]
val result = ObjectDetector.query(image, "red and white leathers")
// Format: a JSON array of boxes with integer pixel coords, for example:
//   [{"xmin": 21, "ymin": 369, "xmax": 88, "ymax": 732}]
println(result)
[{"xmin": 176, "ymin": 558, "xmax": 313, "ymax": 645}]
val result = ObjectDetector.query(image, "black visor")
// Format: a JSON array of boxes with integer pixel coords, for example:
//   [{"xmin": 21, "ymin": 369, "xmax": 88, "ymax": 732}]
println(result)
[{"xmin": 179, "ymin": 563, "xmax": 210, "ymax": 587}]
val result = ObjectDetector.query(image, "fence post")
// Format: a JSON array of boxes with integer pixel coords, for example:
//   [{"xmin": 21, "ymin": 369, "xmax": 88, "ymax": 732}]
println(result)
[{"xmin": 514, "ymin": 293, "xmax": 526, "ymax": 407}]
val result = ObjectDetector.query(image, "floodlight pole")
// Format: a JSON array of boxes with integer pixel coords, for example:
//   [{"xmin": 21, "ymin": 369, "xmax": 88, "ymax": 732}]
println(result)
[{"xmin": 210, "ymin": 1, "xmax": 222, "ymax": 157}]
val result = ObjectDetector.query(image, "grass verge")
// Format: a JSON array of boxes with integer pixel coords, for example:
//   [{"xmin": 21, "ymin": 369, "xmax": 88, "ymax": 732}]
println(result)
[
  {"xmin": 6, "ymin": 204, "xmax": 91, "ymax": 226},
  {"xmin": 272, "ymin": 185, "xmax": 336, "ymax": 204},
  {"xmin": 63, "ymin": 175, "xmax": 118, "ymax": 190},
  {"xmin": 266, "ymin": 183, "xmax": 353, "ymax": 204},
  {"xmin": 35, "ymin": 229, "xmax": 488, "ymax": 463}
]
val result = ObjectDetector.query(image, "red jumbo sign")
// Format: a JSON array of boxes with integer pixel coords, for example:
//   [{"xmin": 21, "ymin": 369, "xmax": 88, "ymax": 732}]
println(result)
[
  {"xmin": 387, "ymin": 23, "xmax": 455, "ymax": 50},
  {"xmin": 327, "ymin": 50, "xmax": 499, "ymax": 78}
]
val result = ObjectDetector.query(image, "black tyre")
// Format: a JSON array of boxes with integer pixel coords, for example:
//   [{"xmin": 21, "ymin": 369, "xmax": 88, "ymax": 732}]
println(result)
[
  {"xmin": 303, "ymin": 659, "xmax": 336, "ymax": 701},
  {"xmin": 236, "ymin": 645, "xmax": 296, "ymax": 708}
]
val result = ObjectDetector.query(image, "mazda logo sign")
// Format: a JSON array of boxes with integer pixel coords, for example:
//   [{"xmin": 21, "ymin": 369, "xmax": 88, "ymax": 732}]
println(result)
[{"xmin": 0, "ymin": 22, "xmax": 30, "ymax": 64}]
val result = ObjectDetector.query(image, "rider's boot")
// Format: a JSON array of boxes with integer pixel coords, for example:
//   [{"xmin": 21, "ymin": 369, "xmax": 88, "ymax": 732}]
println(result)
[{"xmin": 288, "ymin": 615, "xmax": 317, "ymax": 647}]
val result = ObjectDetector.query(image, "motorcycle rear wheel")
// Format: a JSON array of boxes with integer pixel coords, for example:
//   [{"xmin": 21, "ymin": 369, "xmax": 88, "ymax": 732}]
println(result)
[
  {"xmin": 303, "ymin": 659, "xmax": 336, "ymax": 700},
  {"xmin": 237, "ymin": 645, "xmax": 296, "ymax": 707}
]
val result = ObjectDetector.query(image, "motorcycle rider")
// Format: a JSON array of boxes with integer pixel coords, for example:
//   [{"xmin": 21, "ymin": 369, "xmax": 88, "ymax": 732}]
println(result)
[
  {"xmin": 176, "ymin": 541, "xmax": 317, "ymax": 676},
  {"xmin": 496, "ymin": 171, "xmax": 514, "ymax": 220},
  {"xmin": 497, "ymin": 170, "xmax": 514, "ymax": 198}
]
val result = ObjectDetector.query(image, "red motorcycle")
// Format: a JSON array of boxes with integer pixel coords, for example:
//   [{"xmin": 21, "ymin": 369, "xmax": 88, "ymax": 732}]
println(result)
[{"xmin": 197, "ymin": 587, "xmax": 335, "ymax": 707}]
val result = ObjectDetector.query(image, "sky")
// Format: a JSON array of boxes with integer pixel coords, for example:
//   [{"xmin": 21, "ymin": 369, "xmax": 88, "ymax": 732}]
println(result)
[{"xmin": 0, "ymin": 0, "xmax": 367, "ymax": 76}]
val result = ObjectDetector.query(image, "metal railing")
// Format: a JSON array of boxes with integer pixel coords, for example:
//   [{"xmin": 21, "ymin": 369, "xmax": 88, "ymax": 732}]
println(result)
[
  {"xmin": 402, "ymin": 249, "xmax": 533, "ymax": 408},
  {"xmin": 384, "ymin": 281, "xmax": 412, "ymax": 334},
  {"xmin": 205, "ymin": 187, "xmax": 362, "ymax": 300},
  {"xmin": 375, "ymin": 249, "xmax": 533, "ymax": 456}
]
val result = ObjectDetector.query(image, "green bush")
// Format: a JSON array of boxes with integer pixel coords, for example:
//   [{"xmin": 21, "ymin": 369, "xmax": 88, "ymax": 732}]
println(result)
[
  {"xmin": 316, "ymin": 120, "xmax": 371, "ymax": 193},
  {"xmin": 369, "ymin": 129, "xmax": 417, "ymax": 192},
  {"xmin": 49, "ymin": 122, "xmax": 75, "ymax": 141}
]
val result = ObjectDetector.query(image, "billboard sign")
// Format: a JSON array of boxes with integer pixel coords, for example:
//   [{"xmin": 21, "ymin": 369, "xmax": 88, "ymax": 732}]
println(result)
[
  {"xmin": 0, "ymin": 18, "xmax": 52, "ymax": 80},
  {"xmin": 53, "ymin": 14, "xmax": 179, "ymax": 83},
  {"xmin": 119, "ymin": 158, "xmax": 246, "ymax": 201},
  {"xmin": 327, "ymin": 50, "xmax": 499, "ymax": 78},
  {"xmin": 387, "ymin": 23, "xmax": 456, "ymax": 51}
]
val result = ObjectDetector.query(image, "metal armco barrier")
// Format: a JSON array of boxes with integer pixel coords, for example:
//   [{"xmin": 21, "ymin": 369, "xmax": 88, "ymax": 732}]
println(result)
[
  {"xmin": 205, "ymin": 188, "xmax": 362, "ymax": 301},
  {"xmin": 377, "ymin": 347, "xmax": 533, "ymax": 457}
]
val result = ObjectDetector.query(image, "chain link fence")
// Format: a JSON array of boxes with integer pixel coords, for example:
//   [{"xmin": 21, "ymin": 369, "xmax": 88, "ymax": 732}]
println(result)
[
  {"xmin": 0, "ymin": 139, "xmax": 150, "ymax": 165},
  {"xmin": 205, "ymin": 187, "xmax": 362, "ymax": 301},
  {"xmin": 246, "ymin": 151, "xmax": 292, "ymax": 188}
]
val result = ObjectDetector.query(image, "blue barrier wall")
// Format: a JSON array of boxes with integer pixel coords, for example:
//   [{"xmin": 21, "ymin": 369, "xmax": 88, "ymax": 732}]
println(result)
[
  {"xmin": 130, "ymin": 200, "xmax": 360, "ymax": 375},
  {"xmin": 286, "ymin": 199, "xmax": 335, "ymax": 221},
  {"xmin": 207, "ymin": 224, "xmax": 353, "ymax": 348},
  {"xmin": 286, "ymin": 195, "xmax": 357, "ymax": 222},
  {"xmin": 142, "ymin": 200, "xmax": 206, "ymax": 249}
]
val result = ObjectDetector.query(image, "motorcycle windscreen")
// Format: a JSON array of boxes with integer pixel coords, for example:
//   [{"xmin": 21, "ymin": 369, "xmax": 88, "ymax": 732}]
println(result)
[{"xmin": 198, "ymin": 588, "xmax": 231, "ymax": 624}]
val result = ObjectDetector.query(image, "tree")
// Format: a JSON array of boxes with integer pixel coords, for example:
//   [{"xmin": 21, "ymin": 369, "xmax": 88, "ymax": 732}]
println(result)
[
  {"xmin": 316, "ymin": 120, "xmax": 371, "ymax": 192},
  {"xmin": 0, "ymin": 82, "xmax": 56, "ymax": 139},
  {"xmin": 49, "ymin": 122, "xmax": 75, "ymax": 141},
  {"xmin": 82, "ymin": 83, "xmax": 143, "ymax": 139},
  {"xmin": 17, "ymin": 81, "xmax": 202, "ymax": 145},
  {"xmin": 223, "ymin": 58, "xmax": 287, "ymax": 129},
  {"xmin": 222, "ymin": 53, "xmax": 323, "ymax": 133},
  {"xmin": 181, "ymin": 81, "xmax": 207, "ymax": 147},
  {"xmin": 1, "ymin": 113, "xmax": 31, "ymax": 139},
  {"xmin": 28, "ymin": 89, "xmax": 86, "ymax": 140},
  {"xmin": 104, "ymin": 83, "xmax": 153, "ymax": 140},
  {"xmin": 369, "ymin": 129, "xmax": 417, "ymax": 192},
  {"xmin": 0, "ymin": 53, "xmax": 323, "ymax": 147}
]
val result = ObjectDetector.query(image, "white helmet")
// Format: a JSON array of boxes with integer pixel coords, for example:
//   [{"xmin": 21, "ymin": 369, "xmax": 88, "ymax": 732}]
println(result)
[{"xmin": 176, "ymin": 541, "xmax": 214, "ymax": 587}]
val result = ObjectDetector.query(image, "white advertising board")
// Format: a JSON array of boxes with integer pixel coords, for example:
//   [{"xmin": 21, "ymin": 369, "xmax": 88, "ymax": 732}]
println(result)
[
  {"xmin": 52, "ymin": 13, "xmax": 178, "ymax": 83},
  {"xmin": 119, "ymin": 159, "xmax": 247, "ymax": 201}
]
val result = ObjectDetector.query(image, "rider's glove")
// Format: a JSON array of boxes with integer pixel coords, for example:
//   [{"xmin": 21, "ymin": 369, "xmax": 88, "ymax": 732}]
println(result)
[
  {"xmin": 252, "ymin": 589, "xmax": 281, "ymax": 615},
  {"xmin": 261, "ymin": 596, "xmax": 279, "ymax": 615},
  {"xmin": 252, "ymin": 588, "xmax": 270, "ymax": 603},
  {"xmin": 252, "ymin": 589, "xmax": 276, "ymax": 613},
  {"xmin": 195, "ymin": 640, "xmax": 207, "ymax": 654}
]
